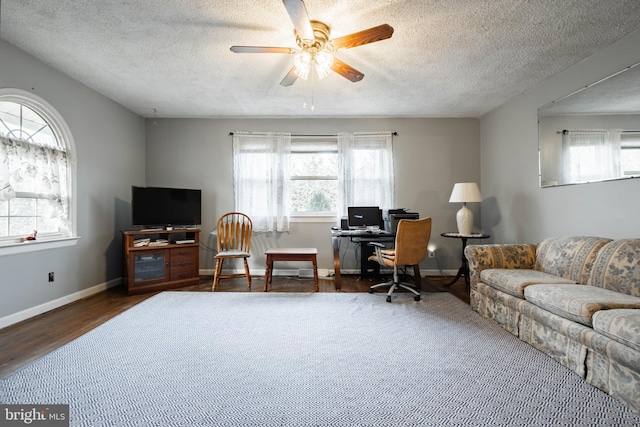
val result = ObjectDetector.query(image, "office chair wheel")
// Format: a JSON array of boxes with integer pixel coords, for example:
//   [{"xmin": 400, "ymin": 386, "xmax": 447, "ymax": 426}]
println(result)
[
  {"xmin": 414, "ymin": 295, "xmax": 421, "ymax": 301},
  {"xmin": 386, "ymin": 296, "xmax": 392, "ymax": 303},
  {"xmin": 368, "ymin": 288, "xmax": 374, "ymax": 294}
]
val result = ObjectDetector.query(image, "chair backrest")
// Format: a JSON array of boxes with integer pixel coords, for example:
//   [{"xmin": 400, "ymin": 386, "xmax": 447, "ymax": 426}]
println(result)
[
  {"xmin": 394, "ymin": 217, "xmax": 432, "ymax": 266},
  {"xmin": 216, "ymin": 212, "xmax": 253, "ymax": 253}
]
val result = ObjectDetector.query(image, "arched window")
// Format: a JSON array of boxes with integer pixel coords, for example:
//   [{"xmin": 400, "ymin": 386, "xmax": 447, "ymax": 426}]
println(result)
[{"xmin": 0, "ymin": 89, "xmax": 76, "ymax": 245}]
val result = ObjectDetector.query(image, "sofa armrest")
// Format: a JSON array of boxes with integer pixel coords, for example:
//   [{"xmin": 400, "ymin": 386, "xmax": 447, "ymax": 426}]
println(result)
[{"xmin": 465, "ymin": 243, "xmax": 538, "ymax": 288}]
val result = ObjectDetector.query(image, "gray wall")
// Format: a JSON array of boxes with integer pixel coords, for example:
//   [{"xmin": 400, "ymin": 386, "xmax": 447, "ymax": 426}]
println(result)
[
  {"xmin": 0, "ymin": 40, "xmax": 145, "ymax": 320},
  {"xmin": 480, "ymin": 29, "xmax": 640, "ymax": 243},
  {"xmin": 5, "ymin": 21, "xmax": 639, "ymax": 324},
  {"xmin": 145, "ymin": 118, "xmax": 480, "ymax": 274}
]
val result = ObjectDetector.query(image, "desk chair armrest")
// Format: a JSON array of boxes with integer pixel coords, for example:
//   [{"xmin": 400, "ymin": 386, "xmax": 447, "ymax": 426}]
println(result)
[{"xmin": 368, "ymin": 241, "xmax": 385, "ymax": 248}]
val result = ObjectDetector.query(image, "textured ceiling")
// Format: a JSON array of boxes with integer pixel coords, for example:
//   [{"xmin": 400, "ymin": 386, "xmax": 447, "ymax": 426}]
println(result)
[
  {"xmin": 540, "ymin": 63, "xmax": 640, "ymax": 116},
  {"xmin": 1, "ymin": 0, "xmax": 640, "ymax": 119}
]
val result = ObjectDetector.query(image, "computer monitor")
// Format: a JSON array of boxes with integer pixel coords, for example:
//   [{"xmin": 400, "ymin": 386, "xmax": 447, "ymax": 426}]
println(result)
[{"xmin": 348, "ymin": 206, "xmax": 382, "ymax": 229}]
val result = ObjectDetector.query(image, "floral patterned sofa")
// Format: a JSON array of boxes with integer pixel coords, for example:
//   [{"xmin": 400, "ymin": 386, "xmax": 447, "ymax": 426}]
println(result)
[{"xmin": 465, "ymin": 236, "xmax": 640, "ymax": 412}]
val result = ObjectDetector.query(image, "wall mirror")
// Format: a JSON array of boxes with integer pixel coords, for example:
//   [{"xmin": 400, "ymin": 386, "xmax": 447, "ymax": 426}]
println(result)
[{"xmin": 538, "ymin": 62, "xmax": 640, "ymax": 187}]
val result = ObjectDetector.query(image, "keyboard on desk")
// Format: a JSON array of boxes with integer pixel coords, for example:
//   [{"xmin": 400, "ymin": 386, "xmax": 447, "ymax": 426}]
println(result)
[{"xmin": 339, "ymin": 229, "xmax": 391, "ymax": 236}]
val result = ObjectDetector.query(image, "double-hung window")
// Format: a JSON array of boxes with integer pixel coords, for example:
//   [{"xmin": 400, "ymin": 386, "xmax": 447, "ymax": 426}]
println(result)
[
  {"xmin": 0, "ymin": 90, "xmax": 75, "ymax": 246},
  {"xmin": 233, "ymin": 131, "xmax": 394, "ymax": 231},
  {"xmin": 290, "ymin": 136, "xmax": 339, "ymax": 216}
]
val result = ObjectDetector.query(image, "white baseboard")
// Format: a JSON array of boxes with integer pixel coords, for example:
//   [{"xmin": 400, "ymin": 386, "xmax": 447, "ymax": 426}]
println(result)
[
  {"xmin": 199, "ymin": 268, "xmax": 455, "ymax": 278},
  {"xmin": 200, "ymin": 268, "xmax": 333, "ymax": 278},
  {"xmin": 0, "ymin": 278, "xmax": 122, "ymax": 330},
  {"xmin": 332, "ymin": 268, "xmax": 455, "ymax": 277}
]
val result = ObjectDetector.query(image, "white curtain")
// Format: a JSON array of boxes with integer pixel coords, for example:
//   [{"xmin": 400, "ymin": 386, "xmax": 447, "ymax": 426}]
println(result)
[
  {"xmin": 561, "ymin": 129, "xmax": 621, "ymax": 184},
  {"xmin": 0, "ymin": 135, "xmax": 69, "ymax": 228},
  {"xmin": 337, "ymin": 132, "xmax": 394, "ymax": 219},
  {"xmin": 232, "ymin": 132, "xmax": 291, "ymax": 232}
]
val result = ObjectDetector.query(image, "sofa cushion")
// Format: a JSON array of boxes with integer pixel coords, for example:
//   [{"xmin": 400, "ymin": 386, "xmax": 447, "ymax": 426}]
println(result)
[
  {"xmin": 480, "ymin": 269, "xmax": 576, "ymax": 298},
  {"xmin": 588, "ymin": 239, "xmax": 640, "ymax": 297},
  {"xmin": 465, "ymin": 243, "xmax": 538, "ymax": 290},
  {"xmin": 524, "ymin": 284, "xmax": 640, "ymax": 327},
  {"xmin": 535, "ymin": 236, "xmax": 611, "ymax": 283},
  {"xmin": 592, "ymin": 309, "xmax": 640, "ymax": 352}
]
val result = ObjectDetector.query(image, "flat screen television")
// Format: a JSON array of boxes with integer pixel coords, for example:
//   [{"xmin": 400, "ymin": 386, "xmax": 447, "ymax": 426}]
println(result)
[
  {"xmin": 348, "ymin": 206, "xmax": 382, "ymax": 229},
  {"xmin": 132, "ymin": 186, "xmax": 202, "ymax": 228}
]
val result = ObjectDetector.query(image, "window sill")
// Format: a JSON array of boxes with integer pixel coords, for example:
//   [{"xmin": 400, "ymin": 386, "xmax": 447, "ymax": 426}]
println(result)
[
  {"xmin": 0, "ymin": 236, "xmax": 81, "ymax": 256},
  {"xmin": 290, "ymin": 215, "xmax": 337, "ymax": 223}
]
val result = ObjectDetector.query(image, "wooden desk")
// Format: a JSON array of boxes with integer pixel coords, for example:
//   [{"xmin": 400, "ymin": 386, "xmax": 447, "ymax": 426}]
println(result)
[
  {"xmin": 331, "ymin": 230, "xmax": 395, "ymax": 290},
  {"xmin": 264, "ymin": 248, "xmax": 319, "ymax": 292}
]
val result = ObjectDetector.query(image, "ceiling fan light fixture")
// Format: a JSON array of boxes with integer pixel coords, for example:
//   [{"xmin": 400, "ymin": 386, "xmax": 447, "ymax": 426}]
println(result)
[
  {"xmin": 294, "ymin": 49, "xmax": 334, "ymax": 81},
  {"xmin": 315, "ymin": 50, "xmax": 334, "ymax": 79},
  {"xmin": 293, "ymin": 51, "xmax": 312, "ymax": 80}
]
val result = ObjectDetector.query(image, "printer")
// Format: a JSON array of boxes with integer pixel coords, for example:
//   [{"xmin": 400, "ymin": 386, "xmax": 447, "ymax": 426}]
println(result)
[{"xmin": 383, "ymin": 208, "xmax": 419, "ymax": 233}]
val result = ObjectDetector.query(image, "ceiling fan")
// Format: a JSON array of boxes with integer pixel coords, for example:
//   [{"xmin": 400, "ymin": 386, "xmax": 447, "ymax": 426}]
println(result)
[{"xmin": 230, "ymin": 0, "xmax": 394, "ymax": 86}]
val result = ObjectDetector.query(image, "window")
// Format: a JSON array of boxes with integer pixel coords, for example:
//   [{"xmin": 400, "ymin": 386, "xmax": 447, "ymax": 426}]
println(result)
[
  {"xmin": 0, "ymin": 89, "xmax": 76, "ymax": 245},
  {"xmin": 621, "ymin": 131, "xmax": 640, "ymax": 176},
  {"xmin": 233, "ymin": 132, "xmax": 291, "ymax": 232},
  {"xmin": 337, "ymin": 132, "xmax": 395, "ymax": 214},
  {"xmin": 561, "ymin": 129, "xmax": 640, "ymax": 183},
  {"xmin": 290, "ymin": 136, "xmax": 339, "ymax": 215},
  {"xmin": 233, "ymin": 131, "xmax": 394, "ymax": 232},
  {"xmin": 561, "ymin": 129, "xmax": 621, "ymax": 183}
]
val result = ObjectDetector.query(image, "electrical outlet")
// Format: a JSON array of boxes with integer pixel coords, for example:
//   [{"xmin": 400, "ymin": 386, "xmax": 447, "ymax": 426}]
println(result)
[
  {"xmin": 428, "ymin": 250, "xmax": 436, "ymax": 258},
  {"xmin": 48, "ymin": 272, "xmax": 54, "ymax": 282}
]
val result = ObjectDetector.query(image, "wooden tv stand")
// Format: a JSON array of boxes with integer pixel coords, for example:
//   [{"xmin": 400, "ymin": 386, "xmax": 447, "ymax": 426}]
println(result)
[{"xmin": 122, "ymin": 229, "xmax": 200, "ymax": 295}]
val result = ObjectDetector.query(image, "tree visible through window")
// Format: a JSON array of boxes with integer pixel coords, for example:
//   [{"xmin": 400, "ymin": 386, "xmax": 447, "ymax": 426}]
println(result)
[{"xmin": 290, "ymin": 136, "xmax": 338, "ymax": 215}]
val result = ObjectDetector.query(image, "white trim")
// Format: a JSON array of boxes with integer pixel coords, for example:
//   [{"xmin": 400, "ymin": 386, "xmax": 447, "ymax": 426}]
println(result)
[
  {"xmin": 199, "ymin": 268, "xmax": 455, "ymax": 278},
  {"xmin": 290, "ymin": 215, "xmax": 336, "ymax": 223},
  {"xmin": 0, "ymin": 236, "xmax": 80, "ymax": 256},
  {"xmin": 0, "ymin": 276, "xmax": 120, "ymax": 330},
  {"xmin": 200, "ymin": 267, "xmax": 331, "ymax": 278},
  {"xmin": 335, "ymin": 269, "xmax": 455, "ymax": 276},
  {"xmin": 0, "ymin": 88, "xmax": 78, "ymax": 238}
]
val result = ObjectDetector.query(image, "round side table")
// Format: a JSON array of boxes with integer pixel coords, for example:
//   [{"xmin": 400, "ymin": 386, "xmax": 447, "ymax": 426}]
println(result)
[{"xmin": 441, "ymin": 232, "xmax": 490, "ymax": 287}]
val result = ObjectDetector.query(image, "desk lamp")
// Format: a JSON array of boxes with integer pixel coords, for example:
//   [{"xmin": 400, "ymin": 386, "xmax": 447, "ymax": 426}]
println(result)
[{"xmin": 449, "ymin": 182, "xmax": 482, "ymax": 235}]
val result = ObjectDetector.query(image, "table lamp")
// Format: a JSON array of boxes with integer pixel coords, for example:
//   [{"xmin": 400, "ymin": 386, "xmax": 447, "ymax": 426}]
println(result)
[{"xmin": 449, "ymin": 182, "xmax": 482, "ymax": 235}]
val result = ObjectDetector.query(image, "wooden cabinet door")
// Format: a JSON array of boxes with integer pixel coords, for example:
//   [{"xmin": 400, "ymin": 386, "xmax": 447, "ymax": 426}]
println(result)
[{"xmin": 130, "ymin": 249, "xmax": 169, "ymax": 287}]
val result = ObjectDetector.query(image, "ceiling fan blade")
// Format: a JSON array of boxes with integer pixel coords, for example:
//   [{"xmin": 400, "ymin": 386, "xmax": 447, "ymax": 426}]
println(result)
[
  {"xmin": 280, "ymin": 66, "xmax": 299, "ymax": 87},
  {"xmin": 331, "ymin": 58, "xmax": 364, "ymax": 83},
  {"xmin": 282, "ymin": 0, "xmax": 314, "ymax": 41},
  {"xmin": 230, "ymin": 46, "xmax": 296, "ymax": 54},
  {"xmin": 330, "ymin": 24, "xmax": 394, "ymax": 50}
]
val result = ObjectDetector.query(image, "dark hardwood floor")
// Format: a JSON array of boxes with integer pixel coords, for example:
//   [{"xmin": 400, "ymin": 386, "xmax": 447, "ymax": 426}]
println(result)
[{"xmin": 0, "ymin": 274, "xmax": 469, "ymax": 379}]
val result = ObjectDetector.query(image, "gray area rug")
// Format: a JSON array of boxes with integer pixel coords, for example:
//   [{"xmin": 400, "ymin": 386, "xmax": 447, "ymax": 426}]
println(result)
[{"xmin": 1, "ymin": 292, "xmax": 639, "ymax": 426}]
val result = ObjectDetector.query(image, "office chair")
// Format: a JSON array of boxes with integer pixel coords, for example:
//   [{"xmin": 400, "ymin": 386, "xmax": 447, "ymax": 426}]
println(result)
[
  {"xmin": 212, "ymin": 212, "xmax": 253, "ymax": 291},
  {"xmin": 368, "ymin": 217, "xmax": 432, "ymax": 302}
]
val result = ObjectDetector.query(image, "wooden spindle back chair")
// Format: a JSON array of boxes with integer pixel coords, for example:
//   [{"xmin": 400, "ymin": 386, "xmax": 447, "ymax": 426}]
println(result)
[{"xmin": 212, "ymin": 212, "xmax": 253, "ymax": 291}]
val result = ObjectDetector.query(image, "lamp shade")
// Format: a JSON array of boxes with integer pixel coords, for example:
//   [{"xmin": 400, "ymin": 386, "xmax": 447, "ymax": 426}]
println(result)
[{"xmin": 449, "ymin": 182, "xmax": 482, "ymax": 203}]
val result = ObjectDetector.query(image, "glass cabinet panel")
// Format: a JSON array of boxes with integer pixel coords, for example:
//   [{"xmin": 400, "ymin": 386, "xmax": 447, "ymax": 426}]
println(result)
[{"xmin": 133, "ymin": 252, "xmax": 166, "ymax": 282}]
